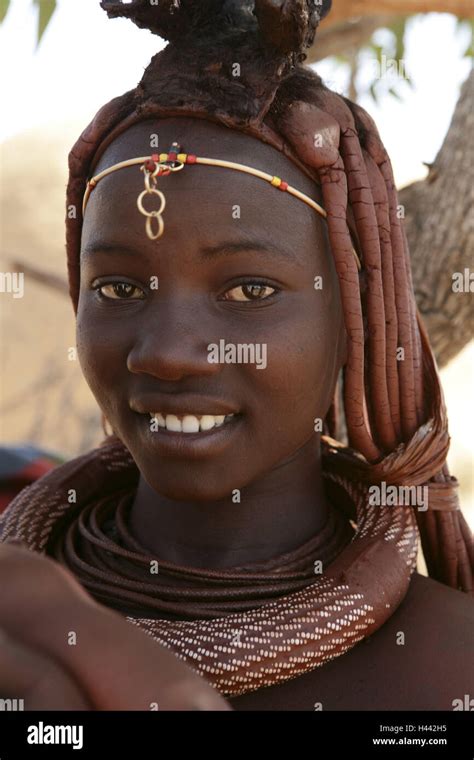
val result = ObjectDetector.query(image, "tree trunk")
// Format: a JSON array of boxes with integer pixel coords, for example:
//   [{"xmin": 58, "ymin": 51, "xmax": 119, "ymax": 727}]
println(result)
[{"xmin": 399, "ymin": 70, "xmax": 473, "ymax": 368}]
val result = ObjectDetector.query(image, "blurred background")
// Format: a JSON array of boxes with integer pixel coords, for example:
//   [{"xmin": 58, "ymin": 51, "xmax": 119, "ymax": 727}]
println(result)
[{"xmin": 0, "ymin": 0, "xmax": 472, "ymax": 525}]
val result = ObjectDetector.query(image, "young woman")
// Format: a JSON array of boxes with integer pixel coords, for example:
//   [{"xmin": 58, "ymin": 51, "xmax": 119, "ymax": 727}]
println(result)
[{"xmin": 1, "ymin": 0, "xmax": 472, "ymax": 711}]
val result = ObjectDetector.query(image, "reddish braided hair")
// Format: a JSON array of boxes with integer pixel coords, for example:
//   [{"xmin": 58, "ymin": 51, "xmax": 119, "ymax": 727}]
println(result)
[{"xmin": 66, "ymin": 0, "xmax": 473, "ymax": 593}]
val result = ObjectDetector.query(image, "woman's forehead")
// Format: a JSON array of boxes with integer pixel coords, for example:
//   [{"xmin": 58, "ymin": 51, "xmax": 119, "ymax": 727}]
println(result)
[
  {"xmin": 80, "ymin": 116, "xmax": 328, "ymax": 260},
  {"xmin": 80, "ymin": 168, "xmax": 326, "ymax": 268},
  {"xmin": 93, "ymin": 116, "xmax": 322, "ymax": 202}
]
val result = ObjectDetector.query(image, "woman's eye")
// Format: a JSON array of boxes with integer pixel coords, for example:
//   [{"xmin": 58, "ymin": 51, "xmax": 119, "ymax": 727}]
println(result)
[
  {"xmin": 222, "ymin": 282, "xmax": 277, "ymax": 302},
  {"xmin": 95, "ymin": 282, "xmax": 145, "ymax": 300}
]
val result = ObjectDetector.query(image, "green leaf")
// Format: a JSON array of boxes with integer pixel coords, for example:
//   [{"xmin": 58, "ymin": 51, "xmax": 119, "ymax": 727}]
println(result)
[
  {"xmin": 455, "ymin": 18, "xmax": 473, "ymax": 58},
  {"xmin": 33, "ymin": 0, "xmax": 56, "ymax": 45},
  {"xmin": 389, "ymin": 16, "xmax": 409, "ymax": 63},
  {"xmin": 456, "ymin": 16, "xmax": 474, "ymax": 30},
  {"xmin": 462, "ymin": 21, "xmax": 473, "ymax": 57},
  {"xmin": 0, "ymin": 0, "xmax": 10, "ymax": 24},
  {"xmin": 404, "ymin": 71, "xmax": 414, "ymax": 90},
  {"xmin": 369, "ymin": 81, "xmax": 379, "ymax": 105},
  {"xmin": 387, "ymin": 86, "xmax": 403, "ymax": 102},
  {"xmin": 371, "ymin": 44, "xmax": 384, "ymax": 66},
  {"xmin": 333, "ymin": 54, "xmax": 350, "ymax": 65}
]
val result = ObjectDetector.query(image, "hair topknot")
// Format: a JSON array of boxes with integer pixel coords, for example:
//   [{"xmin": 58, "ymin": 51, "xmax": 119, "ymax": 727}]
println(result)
[
  {"xmin": 94, "ymin": 1, "xmax": 336, "ymax": 134},
  {"xmin": 101, "ymin": 0, "xmax": 332, "ymax": 54}
]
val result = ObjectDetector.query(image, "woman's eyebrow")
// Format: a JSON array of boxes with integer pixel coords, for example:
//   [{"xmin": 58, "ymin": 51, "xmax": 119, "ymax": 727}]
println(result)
[
  {"xmin": 200, "ymin": 239, "xmax": 295, "ymax": 261},
  {"xmin": 81, "ymin": 238, "xmax": 296, "ymax": 261},
  {"xmin": 81, "ymin": 242, "xmax": 139, "ymax": 259}
]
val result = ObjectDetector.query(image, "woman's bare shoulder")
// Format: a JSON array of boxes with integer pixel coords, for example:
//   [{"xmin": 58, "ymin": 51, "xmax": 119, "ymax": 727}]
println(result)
[
  {"xmin": 229, "ymin": 572, "xmax": 474, "ymax": 711},
  {"xmin": 397, "ymin": 571, "xmax": 474, "ymax": 635},
  {"xmin": 357, "ymin": 571, "xmax": 474, "ymax": 709},
  {"xmin": 336, "ymin": 571, "xmax": 474, "ymax": 710}
]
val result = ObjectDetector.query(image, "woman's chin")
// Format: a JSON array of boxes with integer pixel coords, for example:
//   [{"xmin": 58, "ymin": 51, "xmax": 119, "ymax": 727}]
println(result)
[{"xmin": 136, "ymin": 471, "xmax": 238, "ymax": 503}]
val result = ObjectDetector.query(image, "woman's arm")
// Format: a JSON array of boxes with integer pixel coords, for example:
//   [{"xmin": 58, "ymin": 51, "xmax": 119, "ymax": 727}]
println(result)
[{"xmin": 0, "ymin": 542, "xmax": 232, "ymax": 711}]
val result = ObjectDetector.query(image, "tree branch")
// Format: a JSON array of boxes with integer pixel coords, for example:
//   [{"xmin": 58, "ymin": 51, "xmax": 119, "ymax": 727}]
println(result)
[
  {"xmin": 321, "ymin": 0, "xmax": 472, "ymax": 27},
  {"xmin": 307, "ymin": 16, "xmax": 392, "ymax": 63},
  {"xmin": 9, "ymin": 259, "xmax": 68, "ymax": 295}
]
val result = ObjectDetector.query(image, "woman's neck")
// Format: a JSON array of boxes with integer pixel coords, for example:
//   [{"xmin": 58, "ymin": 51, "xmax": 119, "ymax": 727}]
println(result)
[{"xmin": 128, "ymin": 436, "xmax": 337, "ymax": 568}]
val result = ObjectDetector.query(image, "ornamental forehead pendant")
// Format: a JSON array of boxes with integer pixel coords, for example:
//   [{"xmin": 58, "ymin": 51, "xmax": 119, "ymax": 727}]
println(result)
[{"xmin": 137, "ymin": 141, "xmax": 185, "ymax": 240}]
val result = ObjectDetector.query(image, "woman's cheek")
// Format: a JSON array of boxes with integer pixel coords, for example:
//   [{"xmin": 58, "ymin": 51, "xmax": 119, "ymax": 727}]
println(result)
[
  {"xmin": 291, "ymin": 323, "xmax": 338, "ymax": 422},
  {"xmin": 75, "ymin": 316, "xmax": 116, "ymax": 411}
]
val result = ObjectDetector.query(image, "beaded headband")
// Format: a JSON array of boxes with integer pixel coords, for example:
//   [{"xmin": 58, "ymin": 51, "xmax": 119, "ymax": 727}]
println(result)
[{"xmin": 82, "ymin": 141, "xmax": 362, "ymax": 271}]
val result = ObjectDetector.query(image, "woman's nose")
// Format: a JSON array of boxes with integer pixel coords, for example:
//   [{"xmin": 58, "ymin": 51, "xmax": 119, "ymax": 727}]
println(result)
[{"xmin": 126, "ymin": 299, "xmax": 222, "ymax": 381}]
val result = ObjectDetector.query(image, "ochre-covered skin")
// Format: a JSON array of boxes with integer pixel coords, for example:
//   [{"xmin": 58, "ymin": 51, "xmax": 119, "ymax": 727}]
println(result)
[
  {"xmin": 0, "ymin": 0, "xmax": 472, "ymax": 710},
  {"xmin": 65, "ymin": 0, "xmax": 472, "ymax": 591}
]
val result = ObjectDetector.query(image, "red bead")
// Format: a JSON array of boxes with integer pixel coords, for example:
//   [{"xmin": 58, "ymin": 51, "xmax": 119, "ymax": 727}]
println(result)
[
  {"xmin": 144, "ymin": 159, "xmax": 156, "ymax": 172},
  {"xmin": 186, "ymin": 154, "xmax": 197, "ymax": 164},
  {"xmin": 278, "ymin": 181, "xmax": 288, "ymax": 191},
  {"xmin": 151, "ymin": 153, "xmax": 159, "ymax": 162},
  {"xmin": 168, "ymin": 152, "xmax": 177, "ymax": 161}
]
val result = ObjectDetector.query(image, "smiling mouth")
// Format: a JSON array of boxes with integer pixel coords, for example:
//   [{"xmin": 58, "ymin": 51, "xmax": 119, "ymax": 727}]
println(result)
[{"xmin": 148, "ymin": 412, "xmax": 237, "ymax": 434}]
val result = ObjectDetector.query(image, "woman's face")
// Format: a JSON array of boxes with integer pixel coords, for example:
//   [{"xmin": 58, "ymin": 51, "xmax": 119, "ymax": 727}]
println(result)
[{"xmin": 77, "ymin": 117, "xmax": 346, "ymax": 500}]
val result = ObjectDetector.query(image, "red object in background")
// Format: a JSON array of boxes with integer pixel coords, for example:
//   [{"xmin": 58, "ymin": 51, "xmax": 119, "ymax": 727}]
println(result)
[{"xmin": 0, "ymin": 445, "xmax": 65, "ymax": 514}]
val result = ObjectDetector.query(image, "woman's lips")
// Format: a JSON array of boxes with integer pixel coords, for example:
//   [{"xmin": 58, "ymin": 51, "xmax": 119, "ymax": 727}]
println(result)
[
  {"xmin": 135, "ymin": 411, "xmax": 243, "ymax": 459},
  {"xmin": 149, "ymin": 412, "xmax": 235, "ymax": 433}
]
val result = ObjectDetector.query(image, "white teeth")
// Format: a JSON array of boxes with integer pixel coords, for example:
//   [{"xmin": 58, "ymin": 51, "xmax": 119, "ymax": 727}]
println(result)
[
  {"xmin": 181, "ymin": 415, "xmax": 200, "ymax": 433},
  {"xmin": 151, "ymin": 412, "xmax": 166, "ymax": 427},
  {"xmin": 165, "ymin": 414, "xmax": 182, "ymax": 432},
  {"xmin": 199, "ymin": 415, "xmax": 216, "ymax": 431},
  {"xmin": 149, "ymin": 412, "xmax": 234, "ymax": 433}
]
